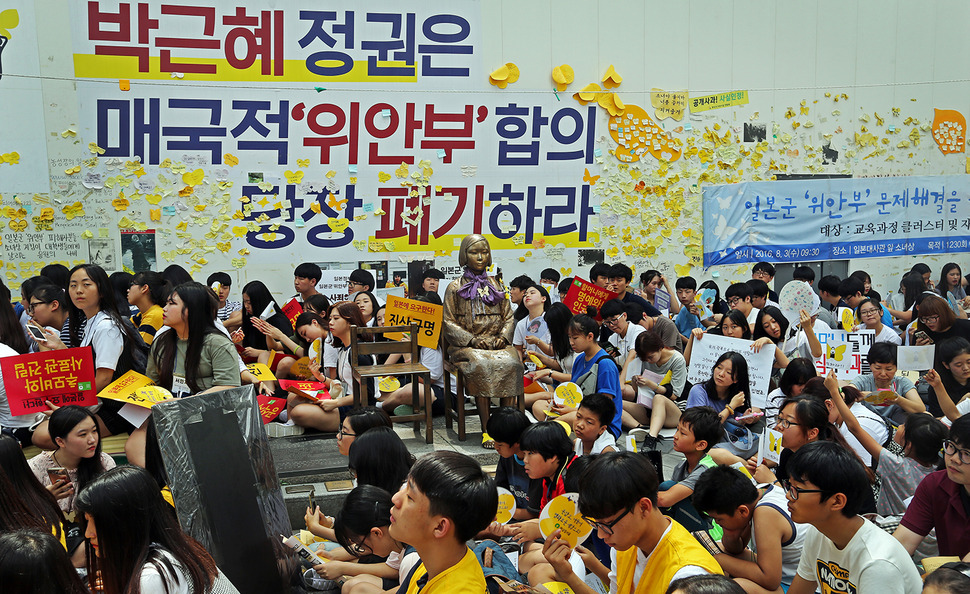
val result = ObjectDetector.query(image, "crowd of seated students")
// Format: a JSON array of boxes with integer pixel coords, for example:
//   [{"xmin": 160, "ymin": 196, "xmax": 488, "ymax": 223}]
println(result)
[{"xmin": 5, "ymin": 257, "xmax": 970, "ymax": 592}]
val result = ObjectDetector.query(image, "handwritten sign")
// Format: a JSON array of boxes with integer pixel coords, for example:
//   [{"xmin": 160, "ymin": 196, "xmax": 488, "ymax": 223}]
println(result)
[
  {"xmin": 650, "ymin": 88, "xmax": 687, "ymax": 121},
  {"xmin": 495, "ymin": 487, "xmax": 517, "ymax": 525},
  {"xmin": 316, "ymin": 270, "xmax": 354, "ymax": 305},
  {"xmin": 813, "ymin": 329, "xmax": 875, "ymax": 380},
  {"xmin": 539, "ymin": 493, "xmax": 593, "ymax": 548},
  {"xmin": 686, "ymin": 334, "xmax": 775, "ymax": 408},
  {"xmin": 256, "ymin": 394, "xmax": 286, "ymax": 424},
  {"xmin": 2, "ymin": 347, "xmax": 97, "ymax": 415},
  {"xmin": 562, "ymin": 278, "xmax": 617, "ymax": 320},
  {"xmin": 281, "ymin": 298, "xmax": 303, "ymax": 327},
  {"xmin": 383, "ymin": 295, "xmax": 443, "ymax": 349}
]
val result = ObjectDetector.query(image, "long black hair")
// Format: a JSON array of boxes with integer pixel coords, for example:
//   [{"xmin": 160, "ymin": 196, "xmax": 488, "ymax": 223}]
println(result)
[
  {"xmin": 345, "ymin": 406, "xmax": 392, "ymax": 435},
  {"xmin": 752, "ymin": 305, "xmax": 789, "ymax": 344},
  {"xmin": 66, "ymin": 264, "xmax": 141, "ymax": 363},
  {"xmin": 702, "ymin": 351, "xmax": 751, "ymax": 409},
  {"xmin": 152, "ymin": 282, "xmax": 222, "ymax": 393},
  {"xmin": 48, "ymin": 406, "xmax": 108, "ymax": 498},
  {"xmin": 0, "ymin": 529, "xmax": 87, "ymax": 594},
  {"xmin": 130, "ymin": 271, "xmax": 170, "ymax": 307},
  {"xmin": 241, "ymin": 280, "xmax": 286, "ymax": 346},
  {"xmin": 0, "ymin": 436, "xmax": 64, "ymax": 539},
  {"xmin": 333, "ymin": 485, "xmax": 394, "ymax": 557},
  {"xmin": 77, "ymin": 465, "xmax": 220, "ymax": 594},
  {"xmin": 544, "ymin": 302, "xmax": 574, "ymax": 361},
  {"xmin": 0, "ymin": 281, "xmax": 28, "ymax": 354},
  {"xmin": 348, "ymin": 427, "xmax": 414, "ymax": 495},
  {"xmin": 711, "ymin": 309, "xmax": 752, "ymax": 340}
]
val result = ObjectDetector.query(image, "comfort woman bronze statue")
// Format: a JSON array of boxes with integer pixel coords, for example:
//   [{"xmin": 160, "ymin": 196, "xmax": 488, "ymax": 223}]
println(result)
[{"xmin": 441, "ymin": 234, "xmax": 524, "ymax": 428}]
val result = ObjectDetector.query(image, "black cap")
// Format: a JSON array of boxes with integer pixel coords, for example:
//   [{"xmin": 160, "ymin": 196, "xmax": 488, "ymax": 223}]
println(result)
[{"xmin": 421, "ymin": 268, "xmax": 445, "ymax": 280}]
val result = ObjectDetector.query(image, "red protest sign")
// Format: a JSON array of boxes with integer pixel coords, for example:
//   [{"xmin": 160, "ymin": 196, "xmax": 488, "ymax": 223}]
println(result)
[
  {"xmin": 256, "ymin": 394, "xmax": 286, "ymax": 424},
  {"xmin": 562, "ymin": 277, "xmax": 617, "ymax": 320},
  {"xmin": 279, "ymin": 379, "xmax": 330, "ymax": 401},
  {"xmin": 281, "ymin": 298, "xmax": 303, "ymax": 327},
  {"xmin": 1, "ymin": 347, "xmax": 97, "ymax": 416}
]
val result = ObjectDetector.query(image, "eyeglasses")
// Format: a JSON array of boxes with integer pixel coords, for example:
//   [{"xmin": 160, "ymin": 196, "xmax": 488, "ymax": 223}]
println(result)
[
  {"xmin": 604, "ymin": 315, "xmax": 623, "ymax": 327},
  {"xmin": 781, "ymin": 479, "xmax": 828, "ymax": 501},
  {"xmin": 919, "ymin": 315, "xmax": 940, "ymax": 325},
  {"xmin": 348, "ymin": 536, "xmax": 371, "ymax": 557},
  {"xmin": 859, "ymin": 308, "xmax": 881, "ymax": 317},
  {"xmin": 943, "ymin": 440, "xmax": 970, "ymax": 465},
  {"xmin": 337, "ymin": 428, "xmax": 356, "ymax": 439},
  {"xmin": 582, "ymin": 504, "xmax": 634, "ymax": 536},
  {"xmin": 348, "ymin": 281, "xmax": 365, "ymax": 289},
  {"xmin": 775, "ymin": 416, "xmax": 800, "ymax": 430},
  {"xmin": 27, "ymin": 300, "xmax": 49, "ymax": 313},
  {"xmin": 727, "ymin": 297, "xmax": 741, "ymax": 306}
]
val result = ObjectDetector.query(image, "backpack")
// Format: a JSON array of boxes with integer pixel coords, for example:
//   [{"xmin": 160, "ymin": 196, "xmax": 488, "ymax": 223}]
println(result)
[
  {"xmin": 112, "ymin": 318, "xmax": 149, "ymax": 378},
  {"xmin": 575, "ymin": 352, "xmax": 617, "ymax": 396}
]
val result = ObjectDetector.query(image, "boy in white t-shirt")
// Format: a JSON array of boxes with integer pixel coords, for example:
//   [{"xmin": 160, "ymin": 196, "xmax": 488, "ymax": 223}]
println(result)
[
  {"xmin": 600, "ymin": 299, "xmax": 644, "ymax": 393},
  {"xmin": 785, "ymin": 441, "xmax": 922, "ymax": 594}
]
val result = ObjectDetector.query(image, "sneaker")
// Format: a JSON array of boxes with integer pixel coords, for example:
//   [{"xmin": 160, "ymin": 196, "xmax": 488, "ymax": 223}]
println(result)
[
  {"xmin": 266, "ymin": 420, "xmax": 305, "ymax": 437},
  {"xmin": 628, "ymin": 426, "xmax": 650, "ymax": 444},
  {"xmin": 302, "ymin": 568, "xmax": 339, "ymax": 591},
  {"xmin": 393, "ymin": 404, "xmax": 414, "ymax": 416},
  {"xmin": 640, "ymin": 435, "xmax": 661, "ymax": 451}
]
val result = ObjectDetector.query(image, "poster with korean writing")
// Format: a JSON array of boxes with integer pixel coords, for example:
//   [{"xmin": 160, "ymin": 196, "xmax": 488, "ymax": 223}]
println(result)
[
  {"xmin": 704, "ymin": 175, "xmax": 970, "ymax": 266},
  {"xmin": 1, "ymin": 347, "xmax": 97, "ymax": 415},
  {"xmin": 812, "ymin": 329, "xmax": 875, "ymax": 380},
  {"xmin": 561, "ymin": 277, "xmax": 617, "ymax": 320},
  {"xmin": 383, "ymin": 294, "xmax": 442, "ymax": 348},
  {"xmin": 686, "ymin": 334, "xmax": 775, "ymax": 409}
]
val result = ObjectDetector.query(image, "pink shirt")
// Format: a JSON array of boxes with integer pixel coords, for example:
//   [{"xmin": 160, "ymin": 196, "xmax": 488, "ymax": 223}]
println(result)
[{"xmin": 28, "ymin": 450, "xmax": 116, "ymax": 513}]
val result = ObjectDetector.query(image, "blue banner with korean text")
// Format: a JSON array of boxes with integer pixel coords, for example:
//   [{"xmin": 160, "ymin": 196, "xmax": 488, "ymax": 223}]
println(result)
[{"xmin": 703, "ymin": 175, "xmax": 970, "ymax": 266}]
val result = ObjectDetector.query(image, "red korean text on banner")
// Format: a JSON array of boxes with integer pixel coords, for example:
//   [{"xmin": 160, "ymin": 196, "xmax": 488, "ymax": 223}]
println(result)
[
  {"xmin": 256, "ymin": 394, "xmax": 286, "ymax": 424},
  {"xmin": 561, "ymin": 278, "xmax": 617, "ymax": 321},
  {"xmin": 1, "ymin": 347, "xmax": 97, "ymax": 415},
  {"xmin": 281, "ymin": 298, "xmax": 303, "ymax": 327}
]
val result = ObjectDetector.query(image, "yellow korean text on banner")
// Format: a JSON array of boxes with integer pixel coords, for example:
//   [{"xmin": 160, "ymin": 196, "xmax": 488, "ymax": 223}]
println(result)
[{"xmin": 383, "ymin": 295, "xmax": 443, "ymax": 349}]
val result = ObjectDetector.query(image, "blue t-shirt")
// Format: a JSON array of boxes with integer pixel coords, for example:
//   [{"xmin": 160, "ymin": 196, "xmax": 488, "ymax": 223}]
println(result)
[
  {"xmin": 675, "ymin": 307, "xmax": 703, "ymax": 336},
  {"xmin": 571, "ymin": 349, "xmax": 622, "ymax": 437}
]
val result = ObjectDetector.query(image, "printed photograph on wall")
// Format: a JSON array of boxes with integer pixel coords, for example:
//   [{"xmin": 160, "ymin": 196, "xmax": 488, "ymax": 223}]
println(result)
[
  {"xmin": 87, "ymin": 238, "xmax": 117, "ymax": 271},
  {"xmin": 578, "ymin": 249, "xmax": 606, "ymax": 267},
  {"xmin": 120, "ymin": 230, "xmax": 157, "ymax": 273}
]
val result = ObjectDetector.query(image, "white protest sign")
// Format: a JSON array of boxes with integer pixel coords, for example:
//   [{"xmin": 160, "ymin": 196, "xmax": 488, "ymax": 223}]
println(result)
[
  {"xmin": 824, "ymin": 338, "xmax": 852, "ymax": 373},
  {"xmin": 374, "ymin": 285, "xmax": 406, "ymax": 306},
  {"xmin": 686, "ymin": 334, "xmax": 775, "ymax": 409},
  {"xmin": 897, "ymin": 345, "xmax": 935, "ymax": 371},
  {"xmin": 756, "ymin": 428, "xmax": 784, "ymax": 467},
  {"xmin": 316, "ymin": 270, "xmax": 354, "ymax": 304},
  {"xmin": 813, "ymin": 329, "xmax": 875, "ymax": 380}
]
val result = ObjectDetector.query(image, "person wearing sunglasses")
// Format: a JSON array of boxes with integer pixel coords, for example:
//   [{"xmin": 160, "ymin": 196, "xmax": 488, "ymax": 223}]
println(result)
[
  {"xmin": 894, "ymin": 414, "xmax": 970, "ymax": 562},
  {"xmin": 541, "ymin": 451, "xmax": 723, "ymax": 594},
  {"xmin": 784, "ymin": 441, "xmax": 922, "ymax": 594}
]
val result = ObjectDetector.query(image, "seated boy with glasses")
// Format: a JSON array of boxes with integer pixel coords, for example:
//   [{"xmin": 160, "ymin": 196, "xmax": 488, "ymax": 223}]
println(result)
[
  {"xmin": 542, "ymin": 451, "xmax": 723, "ymax": 594},
  {"xmin": 785, "ymin": 441, "xmax": 922, "ymax": 594},
  {"xmin": 894, "ymin": 414, "xmax": 970, "ymax": 561}
]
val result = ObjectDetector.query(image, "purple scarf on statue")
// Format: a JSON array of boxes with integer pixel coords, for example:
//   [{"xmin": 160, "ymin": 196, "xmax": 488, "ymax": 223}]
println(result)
[{"xmin": 456, "ymin": 269, "xmax": 504, "ymax": 306}]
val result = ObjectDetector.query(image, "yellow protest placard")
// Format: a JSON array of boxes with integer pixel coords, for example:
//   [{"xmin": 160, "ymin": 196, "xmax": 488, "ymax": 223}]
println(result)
[
  {"xmin": 543, "ymin": 582, "xmax": 577, "ymax": 594},
  {"xmin": 495, "ymin": 487, "xmax": 517, "ymax": 525},
  {"xmin": 689, "ymin": 90, "xmax": 749, "ymax": 113},
  {"xmin": 553, "ymin": 382, "xmax": 583, "ymax": 409},
  {"xmin": 383, "ymin": 295, "xmax": 443, "ymax": 349},
  {"xmin": 246, "ymin": 363, "xmax": 277, "ymax": 381},
  {"xmin": 98, "ymin": 370, "xmax": 155, "ymax": 402},
  {"xmin": 539, "ymin": 493, "xmax": 593, "ymax": 548}
]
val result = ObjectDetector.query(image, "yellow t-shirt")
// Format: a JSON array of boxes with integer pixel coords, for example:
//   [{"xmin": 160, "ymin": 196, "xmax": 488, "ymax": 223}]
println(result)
[
  {"xmin": 132, "ymin": 304, "xmax": 164, "ymax": 345},
  {"xmin": 401, "ymin": 547, "xmax": 486, "ymax": 594}
]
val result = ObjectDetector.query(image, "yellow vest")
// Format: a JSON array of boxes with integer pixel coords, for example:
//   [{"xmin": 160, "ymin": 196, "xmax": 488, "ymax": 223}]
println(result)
[
  {"xmin": 615, "ymin": 519, "xmax": 724, "ymax": 594},
  {"xmin": 403, "ymin": 547, "xmax": 487, "ymax": 594}
]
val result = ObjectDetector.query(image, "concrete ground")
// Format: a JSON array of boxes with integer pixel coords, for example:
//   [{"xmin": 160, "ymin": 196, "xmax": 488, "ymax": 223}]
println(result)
[{"xmin": 270, "ymin": 413, "xmax": 684, "ymax": 530}]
